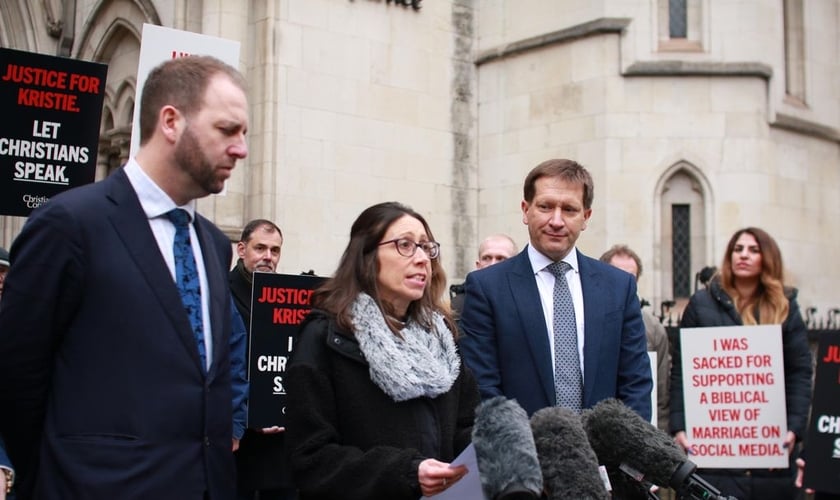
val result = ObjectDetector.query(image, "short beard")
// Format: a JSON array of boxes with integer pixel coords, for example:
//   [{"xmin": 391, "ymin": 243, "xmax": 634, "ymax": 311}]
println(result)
[{"xmin": 174, "ymin": 125, "xmax": 224, "ymax": 195}]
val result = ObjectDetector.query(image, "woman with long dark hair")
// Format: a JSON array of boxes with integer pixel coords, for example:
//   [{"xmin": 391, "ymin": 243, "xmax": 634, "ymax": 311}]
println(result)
[
  {"xmin": 285, "ymin": 202, "xmax": 479, "ymax": 500},
  {"xmin": 669, "ymin": 227, "xmax": 812, "ymax": 499}
]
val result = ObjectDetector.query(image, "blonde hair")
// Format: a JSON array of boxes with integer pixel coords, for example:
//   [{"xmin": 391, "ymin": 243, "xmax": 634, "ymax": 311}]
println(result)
[{"xmin": 719, "ymin": 227, "xmax": 788, "ymax": 325}]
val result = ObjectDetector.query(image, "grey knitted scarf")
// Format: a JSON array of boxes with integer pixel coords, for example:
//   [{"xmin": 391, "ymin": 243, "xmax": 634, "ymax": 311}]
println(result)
[{"xmin": 350, "ymin": 293, "xmax": 460, "ymax": 402}]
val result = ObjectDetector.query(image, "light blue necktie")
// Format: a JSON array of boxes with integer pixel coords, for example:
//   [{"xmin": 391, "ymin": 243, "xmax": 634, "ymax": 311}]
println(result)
[
  {"xmin": 548, "ymin": 261, "xmax": 582, "ymax": 411},
  {"xmin": 167, "ymin": 209, "xmax": 206, "ymax": 372}
]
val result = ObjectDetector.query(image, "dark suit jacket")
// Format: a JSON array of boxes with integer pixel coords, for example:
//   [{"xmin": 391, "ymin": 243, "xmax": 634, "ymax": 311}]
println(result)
[
  {"xmin": 459, "ymin": 247, "xmax": 652, "ymax": 419},
  {"xmin": 0, "ymin": 169, "xmax": 235, "ymax": 499}
]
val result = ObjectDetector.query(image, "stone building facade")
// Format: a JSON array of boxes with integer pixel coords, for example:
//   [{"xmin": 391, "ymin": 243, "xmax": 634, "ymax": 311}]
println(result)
[{"xmin": 1, "ymin": 0, "xmax": 839, "ymax": 318}]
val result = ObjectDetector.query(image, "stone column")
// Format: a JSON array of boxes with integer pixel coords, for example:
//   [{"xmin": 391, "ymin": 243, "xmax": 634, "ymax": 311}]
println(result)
[{"xmin": 244, "ymin": 0, "xmax": 281, "ymax": 224}]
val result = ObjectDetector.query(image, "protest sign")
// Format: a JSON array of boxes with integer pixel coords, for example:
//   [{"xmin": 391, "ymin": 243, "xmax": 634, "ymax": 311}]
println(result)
[
  {"xmin": 247, "ymin": 272, "xmax": 325, "ymax": 428},
  {"xmin": 803, "ymin": 331, "xmax": 840, "ymax": 493},
  {"xmin": 130, "ymin": 24, "xmax": 240, "ymax": 157},
  {"xmin": 0, "ymin": 48, "xmax": 107, "ymax": 216},
  {"xmin": 680, "ymin": 325, "xmax": 788, "ymax": 468}
]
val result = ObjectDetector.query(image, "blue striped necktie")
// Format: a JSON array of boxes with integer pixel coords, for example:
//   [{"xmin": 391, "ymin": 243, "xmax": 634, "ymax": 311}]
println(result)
[
  {"xmin": 548, "ymin": 261, "xmax": 582, "ymax": 411},
  {"xmin": 166, "ymin": 208, "xmax": 206, "ymax": 371}
]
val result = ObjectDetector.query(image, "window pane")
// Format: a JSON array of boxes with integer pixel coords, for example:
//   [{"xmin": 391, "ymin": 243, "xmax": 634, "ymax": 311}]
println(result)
[
  {"xmin": 669, "ymin": 0, "xmax": 687, "ymax": 38},
  {"xmin": 672, "ymin": 204, "xmax": 691, "ymax": 297}
]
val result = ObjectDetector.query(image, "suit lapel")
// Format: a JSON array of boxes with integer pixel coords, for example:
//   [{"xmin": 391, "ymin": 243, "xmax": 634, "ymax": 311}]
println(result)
[
  {"xmin": 507, "ymin": 250, "xmax": 556, "ymax": 406},
  {"xmin": 578, "ymin": 251, "xmax": 604, "ymax": 407},
  {"xmin": 104, "ymin": 169, "xmax": 207, "ymax": 375}
]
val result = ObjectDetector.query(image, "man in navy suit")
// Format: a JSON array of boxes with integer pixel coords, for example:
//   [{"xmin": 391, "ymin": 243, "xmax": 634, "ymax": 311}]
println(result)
[
  {"xmin": 0, "ymin": 55, "xmax": 249, "ymax": 499},
  {"xmin": 459, "ymin": 159, "xmax": 652, "ymax": 419}
]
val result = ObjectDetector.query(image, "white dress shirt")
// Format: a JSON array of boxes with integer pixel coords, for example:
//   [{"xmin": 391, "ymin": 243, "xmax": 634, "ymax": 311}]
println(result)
[
  {"xmin": 527, "ymin": 244, "xmax": 585, "ymax": 381},
  {"xmin": 124, "ymin": 159, "xmax": 213, "ymax": 370}
]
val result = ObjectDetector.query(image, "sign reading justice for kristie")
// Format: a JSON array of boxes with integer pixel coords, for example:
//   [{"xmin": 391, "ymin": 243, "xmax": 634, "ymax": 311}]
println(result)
[
  {"xmin": 0, "ymin": 48, "xmax": 107, "ymax": 216},
  {"xmin": 247, "ymin": 272, "xmax": 325, "ymax": 429},
  {"xmin": 680, "ymin": 325, "xmax": 788, "ymax": 468},
  {"xmin": 803, "ymin": 330, "xmax": 840, "ymax": 494}
]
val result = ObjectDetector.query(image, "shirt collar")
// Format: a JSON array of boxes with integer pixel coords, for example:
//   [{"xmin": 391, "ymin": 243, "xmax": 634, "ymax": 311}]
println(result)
[
  {"xmin": 527, "ymin": 244, "xmax": 579, "ymax": 275},
  {"xmin": 124, "ymin": 158, "xmax": 197, "ymax": 221}
]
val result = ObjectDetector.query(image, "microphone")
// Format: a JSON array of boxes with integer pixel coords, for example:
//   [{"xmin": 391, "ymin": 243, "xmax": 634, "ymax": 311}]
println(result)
[
  {"xmin": 472, "ymin": 397, "xmax": 543, "ymax": 500},
  {"xmin": 529, "ymin": 406, "xmax": 610, "ymax": 499},
  {"xmin": 581, "ymin": 398, "xmax": 738, "ymax": 500}
]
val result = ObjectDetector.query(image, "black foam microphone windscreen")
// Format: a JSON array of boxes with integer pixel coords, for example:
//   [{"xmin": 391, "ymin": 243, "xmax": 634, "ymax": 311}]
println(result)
[
  {"xmin": 530, "ymin": 406, "xmax": 610, "ymax": 499},
  {"xmin": 581, "ymin": 398, "xmax": 686, "ymax": 486},
  {"xmin": 581, "ymin": 398, "xmax": 737, "ymax": 500},
  {"xmin": 472, "ymin": 397, "xmax": 543, "ymax": 500}
]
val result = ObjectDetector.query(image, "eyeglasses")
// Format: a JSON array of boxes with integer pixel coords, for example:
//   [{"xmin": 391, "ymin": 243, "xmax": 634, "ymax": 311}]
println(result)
[{"xmin": 378, "ymin": 238, "xmax": 441, "ymax": 259}]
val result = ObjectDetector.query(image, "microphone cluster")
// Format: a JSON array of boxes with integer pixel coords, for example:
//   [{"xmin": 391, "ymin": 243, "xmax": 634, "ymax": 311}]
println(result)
[{"xmin": 472, "ymin": 397, "xmax": 739, "ymax": 500}]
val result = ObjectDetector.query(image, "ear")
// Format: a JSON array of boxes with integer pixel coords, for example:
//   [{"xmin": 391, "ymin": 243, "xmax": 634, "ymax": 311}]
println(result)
[
  {"xmin": 158, "ymin": 105, "xmax": 184, "ymax": 144},
  {"xmin": 582, "ymin": 208, "xmax": 592, "ymax": 230},
  {"xmin": 521, "ymin": 200, "xmax": 529, "ymax": 225},
  {"xmin": 236, "ymin": 241, "xmax": 246, "ymax": 259}
]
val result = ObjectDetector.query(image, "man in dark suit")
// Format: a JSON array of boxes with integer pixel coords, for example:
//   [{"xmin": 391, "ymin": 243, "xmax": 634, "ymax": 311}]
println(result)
[
  {"xmin": 0, "ymin": 55, "xmax": 249, "ymax": 499},
  {"xmin": 229, "ymin": 219, "xmax": 297, "ymax": 500},
  {"xmin": 459, "ymin": 159, "xmax": 652, "ymax": 419}
]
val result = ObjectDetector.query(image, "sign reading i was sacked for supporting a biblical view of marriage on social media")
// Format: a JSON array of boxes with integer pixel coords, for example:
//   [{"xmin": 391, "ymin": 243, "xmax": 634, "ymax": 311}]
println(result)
[
  {"xmin": 0, "ymin": 47, "xmax": 107, "ymax": 216},
  {"xmin": 803, "ymin": 330, "xmax": 840, "ymax": 494},
  {"xmin": 247, "ymin": 272, "xmax": 325, "ymax": 429},
  {"xmin": 680, "ymin": 324, "xmax": 788, "ymax": 468}
]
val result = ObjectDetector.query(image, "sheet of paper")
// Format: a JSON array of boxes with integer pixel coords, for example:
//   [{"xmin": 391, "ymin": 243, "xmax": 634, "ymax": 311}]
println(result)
[{"xmin": 420, "ymin": 443, "xmax": 486, "ymax": 500}]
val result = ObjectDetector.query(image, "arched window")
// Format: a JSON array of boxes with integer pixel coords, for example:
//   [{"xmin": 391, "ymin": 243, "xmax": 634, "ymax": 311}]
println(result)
[{"xmin": 656, "ymin": 162, "xmax": 713, "ymax": 313}]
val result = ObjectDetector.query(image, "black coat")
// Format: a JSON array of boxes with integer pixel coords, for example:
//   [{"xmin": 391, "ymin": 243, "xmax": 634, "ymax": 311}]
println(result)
[
  {"xmin": 286, "ymin": 310, "xmax": 479, "ymax": 500},
  {"xmin": 669, "ymin": 278, "xmax": 812, "ymax": 438},
  {"xmin": 668, "ymin": 278, "xmax": 813, "ymax": 499}
]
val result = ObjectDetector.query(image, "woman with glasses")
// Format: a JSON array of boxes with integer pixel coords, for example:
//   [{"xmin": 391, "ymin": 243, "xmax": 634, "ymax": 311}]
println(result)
[
  {"xmin": 669, "ymin": 227, "xmax": 812, "ymax": 500},
  {"xmin": 285, "ymin": 202, "xmax": 479, "ymax": 500}
]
